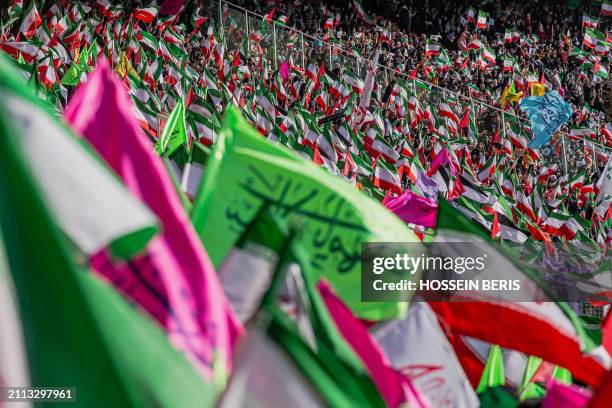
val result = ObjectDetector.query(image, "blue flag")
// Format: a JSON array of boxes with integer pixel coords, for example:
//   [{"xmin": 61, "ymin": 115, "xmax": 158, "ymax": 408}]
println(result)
[{"xmin": 519, "ymin": 91, "xmax": 572, "ymax": 149}]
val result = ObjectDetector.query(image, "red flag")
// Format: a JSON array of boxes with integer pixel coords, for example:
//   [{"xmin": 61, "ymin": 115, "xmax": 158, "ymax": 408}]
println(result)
[{"xmin": 491, "ymin": 212, "xmax": 500, "ymax": 240}]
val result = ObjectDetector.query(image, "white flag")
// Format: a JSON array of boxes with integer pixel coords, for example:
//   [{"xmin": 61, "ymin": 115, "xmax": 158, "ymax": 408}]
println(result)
[{"xmin": 373, "ymin": 302, "xmax": 479, "ymax": 408}]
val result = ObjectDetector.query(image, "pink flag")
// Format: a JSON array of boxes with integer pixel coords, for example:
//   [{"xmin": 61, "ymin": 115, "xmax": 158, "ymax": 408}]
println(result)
[
  {"xmin": 279, "ymin": 60, "xmax": 290, "ymax": 82},
  {"xmin": 64, "ymin": 59, "xmax": 242, "ymax": 379},
  {"xmin": 543, "ymin": 380, "xmax": 591, "ymax": 408},
  {"xmin": 317, "ymin": 280, "xmax": 429, "ymax": 408},
  {"xmin": 427, "ymin": 147, "xmax": 452, "ymax": 177},
  {"xmin": 383, "ymin": 190, "xmax": 438, "ymax": 229}
]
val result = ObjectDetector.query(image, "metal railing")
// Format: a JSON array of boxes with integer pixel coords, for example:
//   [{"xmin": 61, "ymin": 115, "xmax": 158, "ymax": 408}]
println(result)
[{"xmin": 210, "ymin": 0, "xmax": 611, "ymax": 176}]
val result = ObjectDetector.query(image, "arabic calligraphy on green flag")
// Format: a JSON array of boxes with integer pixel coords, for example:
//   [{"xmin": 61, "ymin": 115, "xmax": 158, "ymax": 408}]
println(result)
[{"xmin": 191, "ymin": 107, "xmax": 422, "ymax": 320}]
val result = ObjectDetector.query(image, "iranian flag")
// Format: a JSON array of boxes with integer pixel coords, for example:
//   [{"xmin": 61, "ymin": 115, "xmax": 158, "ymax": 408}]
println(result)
[
  {"xmin": 425, "ymin": 40, "xmax": 441, "ymax": 56},
  {"xmin": 559, "ymin": 216, "xmax": 584, "ymax": 240},
  {"xmin": 507, "ymin": 125, "xmax": 528, "ymax": 149},
  {"xmin": 482, "ymin": 47, "xmax": 495, "ymax": 64},
  {"xmin": 431, "ymin": 200, "xmax": 612, "ymax": 387},
  {"xmin": 352, "ymin": 0, "xmax": 373, "ymax": 25},
  {"xmin": 583, "ymin": 28, "xmax": 603, "ymax": 49},
  {"xmin": 438, "ymin": 102, "xmax": 459, "ymax": 123},
  {"xmin": 594, "ymin": 60, "xmax": 609, "ymax": 79},
  {"xmin": 95, "ymin": 0, "xmax": 114, "ymax": 18},
  {"xmin": 594, "ymin": 40, "xmax": 610, "ymax": 55},
  {"xmin": 19, "ymin": 1, "xmax": 42, "ymax": 40},
  {"xmin": 467, "ymin": 38, "xmax": 484, "ymax": 50},
  {"xmin": 582, "ymin": 14, "xmax": 599, "ymax": 28},
  {"xmin": 373, "ymin": 158, "xmax": 402, "ymax": 194},
  {"xmin": 602, "ymin": 0, "xmax": 612, "ymax": 17},
  {"xmin": 133, "ymin": 6, "xmax": 159, "ymax": 23},
  {"xmin": 343, "ymin": 71, "xmax": 364, "ymax": 94},
  {"xmin": 476, "ymin": 155, "xmax": 496, "ymax": 183},
  {"xmin": 37, "ymin": 57, "xmax": 57, "ymax": 90},
  {"xmin": 594, "ymin": 155, "xmax": 612, "ymax": 219},
  {"xmin": 569, "ymin": 127, "xmax": 595, "ymax": 140},
  {"xmin": 542, "ymin": 211, "xmax": 569, "ymax": 236},
  {"xmin": 504, "ymin": 30, "xmax": 513, "ymax": 44},
  {"xmin": 516, "ymin": 190, "xmax": 537, "ymax": 221},
  {"xmin": 323, "ymin": 16, "xmax": 334, "ymax": 30},
  {"xmin": 371, "ymin": 134, "xmax": 399, "ymax": 164},
  {"xmin": 476, "ymin": 11, "xmax": 488, "ymax": 29},
  {"xmin": 0, "ymin": 41, "xmax": 41, "ymax": 64},
  {"xmin": 503, "ymin": 138, "xmax": 513, "ymax": 157},
  {"xmin": 503, "ymin": 56, "xmax": 515, "ymax": 72},
  {"xmin": 567, "ymin": 172, "xmax": 585, "ymax": 190},
  {"xmin": 467, "ymin": 7, "xmax": 476, "ymax": 23}
]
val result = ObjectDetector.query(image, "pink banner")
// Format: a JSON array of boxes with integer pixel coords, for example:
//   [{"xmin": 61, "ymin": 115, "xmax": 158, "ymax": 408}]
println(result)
[
  {"xmin": 64, "ymin": 59, "xmax": 242, "ymax": 379},
  {"xmin": 383, "ymin": 190, "xmax": 438, "ymax": 229},
  {"xmin": 543, "ymin": 380, "xmax": 591, "ymax": 408}
]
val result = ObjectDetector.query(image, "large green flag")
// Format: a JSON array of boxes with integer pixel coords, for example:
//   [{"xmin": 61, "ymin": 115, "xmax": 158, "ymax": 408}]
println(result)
[
  {"xmin": 156, "ymin": 99, "xmax": 188, "ymax": 156},
  {"xmin": 0, "ymin": 79, "xmax": 216, "ymax": 408},
  {"xmin": 191, "ymin": 107, "xmax": 421, "ymax": 320}
]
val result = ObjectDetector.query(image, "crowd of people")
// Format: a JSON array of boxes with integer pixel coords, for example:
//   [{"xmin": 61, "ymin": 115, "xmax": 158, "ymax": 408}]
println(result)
[
  {"xmin": 237, "ymin": 0, "xmax": 611, "ymax": 147},
  {"xmin": 0, "ymin": 0, "xmax": 609, "ymax": 246}
]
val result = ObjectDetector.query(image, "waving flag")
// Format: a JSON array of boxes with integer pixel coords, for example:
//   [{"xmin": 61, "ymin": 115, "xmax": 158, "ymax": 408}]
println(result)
[
  {"xmin": 133, "ymin": 6, "xmax": 159, "ymax": 23},
  {"xmin": 0, "ymin": 62, "xmax": 216, "ymax": 408},
  {"xmin": 64, "ymin": 59, "xmax": 242, "ymax": 381},
  {"xmin": 191, "ymin": 108, "xmax": 421, "ymax": 320},
  {"xmin": 318, "ymin": 280, "xmax": 427, "ymax": 408},
  {"xmin": 383, "ymin": 190, "xmax": 438, "ymax": 229},
  {"xmin": 519, "ymin": 91, "xmax": 572, "ymax": 149},
  {"xmin": 476, "ymin": 11, "xmax": 488, "ymax": 29},
  {"xmin": 19, "ymin": 1, "xmax": 42, "ymax": 39}
]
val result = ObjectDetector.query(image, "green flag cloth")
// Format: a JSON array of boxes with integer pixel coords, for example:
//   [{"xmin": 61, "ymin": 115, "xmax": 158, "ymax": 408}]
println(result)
[
  {"xmin": 551, "ymin": 366, "xmax": 572, "ymax": 384},
  {"xmin": 436, "ymin": 198, "xmax": 490, "ymax": 239},
  {"xmin": 0, "ymin": 100, "xmax": 216, "ymax": 407},
  {"xmin": 0, "ymin": 54, "xmax": 157, "ymax": 260},
  {"xmin": 156, "ymin": 99, "xmax": 188, "ymax": 156},
  {"xmin": 60, "ymin": 61, "xmax": 83, "ymax": 86},
  {"xmin": 478, "ymin": 386, "xmax": 518, "ymax": 408},
  {"xmin": 518, "ymin": 356, "xmax": 546, "ymax": 401},
  {"xmin": 260, "ymin": 232, "xmax": 386, "ymax": 408},
  {"xmin": 477, "ymin": 345, "xmax": 506, "ymax": 393},
  {"xmin": 220, "ymin": 209, "xmax": 385, "ymax": 407},
  {"xmin": 191, "ymin": 107, "xmax": 421, "ymax": 320},
  {"xmin": 61, "ymin": 45, "xmax": 89, "ymax": 86}
]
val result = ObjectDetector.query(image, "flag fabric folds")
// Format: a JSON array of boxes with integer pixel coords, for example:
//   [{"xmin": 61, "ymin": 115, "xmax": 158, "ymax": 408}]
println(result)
[
  {"xmin": 519, "ymin": 91, "xmax": 572, "ymax": 149},
  {"xmin": 383, "ymin": 190, "xmax": 438, "ymax": 229},
  {"xmin": 64, "ymin": 59, "xmax": 243, "ymax": 381},
  {"xmin": 0, "ymin": 75, "xmax": 216, "ymax": 408},
  {"xmin": 0, "ymin": 54, "xmax": 158, "ymax": 260},
  {"xmin": 190, "ymin": 107, "xmax": 422, "ymax": 321}
]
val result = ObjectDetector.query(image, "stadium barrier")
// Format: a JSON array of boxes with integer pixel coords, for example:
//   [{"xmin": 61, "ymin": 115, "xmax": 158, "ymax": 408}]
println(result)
[{"xmin": 209, "ymin": 0, "xmax": 611, "ymax": 176}]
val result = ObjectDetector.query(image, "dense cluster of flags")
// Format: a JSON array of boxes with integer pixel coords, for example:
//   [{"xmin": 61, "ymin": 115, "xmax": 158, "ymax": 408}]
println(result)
[{"xmin": 1, "ymin": 1, "xmax": 612, "ymax": 407}]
